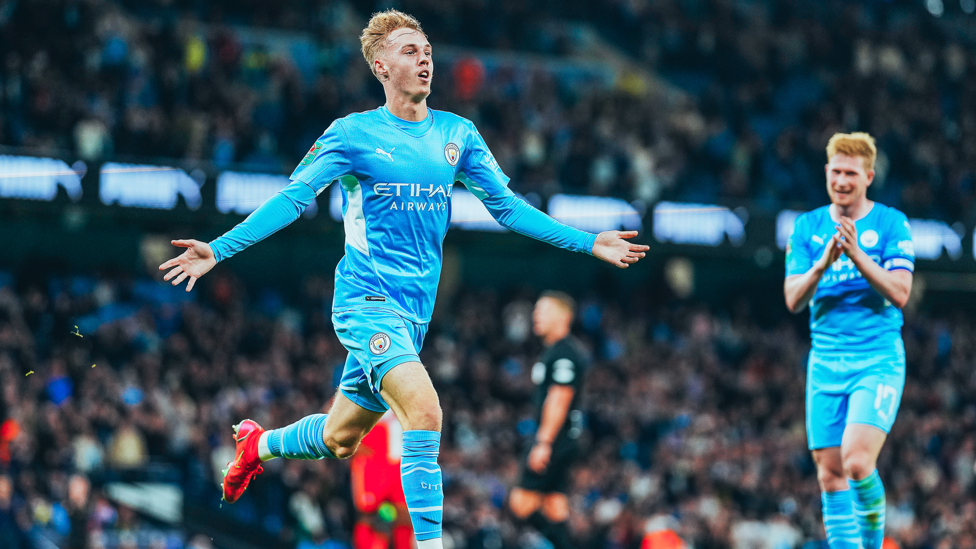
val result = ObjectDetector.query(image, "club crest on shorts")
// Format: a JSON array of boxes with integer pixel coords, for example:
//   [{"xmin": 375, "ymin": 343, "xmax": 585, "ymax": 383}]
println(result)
[
  {"xmin": 444, "ymin": 143, "xmax": 460, "ymax": 166},
  {"xmin": 369, "ymin": 333, "xmax": 391, "ymax": 355}
]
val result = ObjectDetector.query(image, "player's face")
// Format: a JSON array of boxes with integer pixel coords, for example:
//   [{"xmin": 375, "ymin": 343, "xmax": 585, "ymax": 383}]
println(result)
[
  {"xmin": 825, "ymin": 154, "xmax": 874, "ymax": 208},
  {"xmin": 377, "ymin": 28, "xmax": 433, "ymax": 101},
  {"xmin": 533, "ymin": 297, "xmax": 568, "ymax": 338}
]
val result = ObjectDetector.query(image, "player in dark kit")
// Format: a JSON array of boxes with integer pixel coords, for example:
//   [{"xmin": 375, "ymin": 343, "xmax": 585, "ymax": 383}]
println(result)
[{"xmin": 509, "ymin": 291, "xmax": 587, "ymax": 549}]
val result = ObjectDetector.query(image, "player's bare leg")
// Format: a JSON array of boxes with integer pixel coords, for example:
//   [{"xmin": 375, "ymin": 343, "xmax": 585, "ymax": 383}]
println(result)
[
  {"xmin": 541, "ymin": 493, "xmax": 569, "ymax": 523},
  {"xmin": 812, "ymin": 447, "xmax": 846, "ymax": 493},
  {"xmin": 380, "ymin": 361, "xmax": 444, "ymax": 549},
  {"xmin": 508, "ymin": 488, "xmax": 543, "ymax": 520},
  {"xmin": 253, "ymin": 392, "xmax": 384, "ymax": 463},
  {"xmin": 379, "ymin": 362, "xmax": 442, "ymax": 431},
  {"xmin": 840, "ymin": 423, "xmax": 886, "ymax": 480},
  {"xmin": 321, "ymin": 394, "xmax": 386, "ymax": 459}
]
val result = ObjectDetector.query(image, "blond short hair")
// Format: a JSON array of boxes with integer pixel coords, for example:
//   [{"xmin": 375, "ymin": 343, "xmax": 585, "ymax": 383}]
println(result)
[
  {"xmin": 826, "ymin": 132, "xmax": 877, "ymax": 171},
  {"xmin": 360, "ymin": 10, "xmax": 425, "ymax": 79}
]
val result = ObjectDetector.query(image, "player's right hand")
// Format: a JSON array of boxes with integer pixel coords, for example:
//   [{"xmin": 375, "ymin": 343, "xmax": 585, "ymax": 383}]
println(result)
[
  {"xmin": 592, "ymin": 231, "xmax": 649, "ymax": 268},
  {"xmin": 816, "ymin": 233, "xmax": 843, "ymax": 271},
  {"xmin": 528, "ymin": 442, "xmax": 552, "ymax": 473},
  {"xmin": 159, "ymin": 239, "xmax": 217, "ymax": 292}
]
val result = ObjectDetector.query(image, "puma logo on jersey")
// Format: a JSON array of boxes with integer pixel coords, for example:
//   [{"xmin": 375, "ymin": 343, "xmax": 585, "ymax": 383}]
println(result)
[
  {"xmin": 811, "ymin": 234, "xmax": 824, "ymax": 245},
  {"xmin": 375, "ymin": 147, "xmax": 395, "ymax": 161}
]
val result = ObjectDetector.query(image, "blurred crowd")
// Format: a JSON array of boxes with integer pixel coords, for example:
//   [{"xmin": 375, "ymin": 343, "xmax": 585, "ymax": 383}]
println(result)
[
  {"xmin": 1, "ymin": 265, "xmax": 975, "ymax": 549},
  {"xmin": 1, "ymin": 0, "xmax": 975, "ymax": 222}
]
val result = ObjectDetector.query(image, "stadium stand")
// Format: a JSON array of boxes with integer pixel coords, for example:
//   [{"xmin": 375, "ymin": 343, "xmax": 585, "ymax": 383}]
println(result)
[{"xmin": 0, "ymin": 0, "xmax": 973, "ymax": 221}]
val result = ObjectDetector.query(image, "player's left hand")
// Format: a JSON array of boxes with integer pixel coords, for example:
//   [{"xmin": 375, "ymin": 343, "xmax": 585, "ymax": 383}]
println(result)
[
  {"xmin": 528, "ymin": 442, "xmax": 552, "ymax": 473},
  {"xmin": 836, "ymin": 217, "xmax": 862, "ymax": 259},
  {"xmin": 592, "ymin": 231, "xmax": 649, "ymax": 268}
]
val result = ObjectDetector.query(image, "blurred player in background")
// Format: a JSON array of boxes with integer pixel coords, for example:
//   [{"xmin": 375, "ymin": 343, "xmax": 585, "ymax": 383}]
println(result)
[
  {"xmin": 509, "ymin": 292, "xmax": 588, "ymax": 549},
  {"xmin": 785, "ymin": 133, "xmax": 914, "ymax": 549},
  {"xmin": 351, "ymin": 411, "xmax": 412, "ymax": 549},
  {"xmin": 158, "ymin": 9, "xmax": 648, "ymax": 549}
]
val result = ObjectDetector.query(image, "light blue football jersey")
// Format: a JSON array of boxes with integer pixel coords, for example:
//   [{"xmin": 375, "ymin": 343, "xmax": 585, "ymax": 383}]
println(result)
[
  {"xmin": 210, "ymin": 106, "xmax": 594, "ymax": 323},
  {"xmin": 786, "ymin": 203, "xmax": 915, "ymax": 353}
]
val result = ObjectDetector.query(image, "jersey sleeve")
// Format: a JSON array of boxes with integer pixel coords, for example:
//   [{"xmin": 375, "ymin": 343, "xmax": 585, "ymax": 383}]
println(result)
[
  {"xmin": 208, "ymin": 123, "xmax": 352, "ymax": 263},
  {"xmin": 482, "ymin": 192, "xmax": 596, "ymax": 254},
  {"xmin": 882, "ymin": 210, "xmax": 915, "ymax": 273},
  {"xmin": 208, "ymin": 181, "xmax": 315, "ymax": 262},
  {"xmin": 785, "ymin": 214, "xmax": 814, "ymax": 276},
  {"xmin": 456, "ymin": 123, "xmax": 511, "ymax": 199},
  {"xmin": 457, "ymin": 122, "xmax": 596, "ymax": 254},
  {"xmin": 289, "ymin": 120, "xmax": 353, "ymax": 193}
]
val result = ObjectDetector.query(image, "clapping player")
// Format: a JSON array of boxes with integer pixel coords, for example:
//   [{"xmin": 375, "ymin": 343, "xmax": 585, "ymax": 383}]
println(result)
[{"xmin": 785, "ymin": 133, "xmax": 914, "ymax": 549}]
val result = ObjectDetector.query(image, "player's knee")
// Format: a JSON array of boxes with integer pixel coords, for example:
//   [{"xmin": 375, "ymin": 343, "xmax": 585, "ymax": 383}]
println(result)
[
  {"xmin": 330, "ymin": 443, "xmax": 358, "ymax": 460},
  {"xmin": 508, "ymin": 489, "xmax": 539, "ymax": 519},
  {"xmin": 842, "ymin": 451, "xmax": 875, "ymax": 480},
  {"xmin": 815, "ymin": 463, "xmax": 846, "ymax": 491},
  {"xmin": 404, "ymin": 400, "xmax": 442, "ymax": 432},
  {"xmin": 325, "ymin": 428, "xmax": 367, "ymax": 459},
  {"xmin": 541, "ymin": 495, "xmax": 569, "ymax": 522}
]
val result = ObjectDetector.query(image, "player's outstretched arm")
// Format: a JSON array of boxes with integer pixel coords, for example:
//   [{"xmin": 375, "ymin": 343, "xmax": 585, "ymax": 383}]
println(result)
[
  {"xmin": 159, "ymin": 239, "xmax": 216, "ymax": 292},
  {"xmin": 158, "ymin": 180, "xmax": 317, "ymax": 291},
  {"xmin": 784, "ymin": 233, "xmax": 842, "ymax": 313},
  {"xmin": 481, "ymin": 192, "xmax": 648, "ymax": 268}
]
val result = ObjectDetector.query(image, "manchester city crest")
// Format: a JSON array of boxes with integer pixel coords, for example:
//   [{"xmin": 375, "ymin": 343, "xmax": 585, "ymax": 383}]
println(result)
[
  {"xmin": 369, "ymin": 333, "xmax": 391, "ymax": 355},
  {"xmin": 859, "ymin": 229, "xmax": 879, "ymax": 248},
  {"xmin": 444, "ymin": 143, "xmax": 460, "ymax": 166}
]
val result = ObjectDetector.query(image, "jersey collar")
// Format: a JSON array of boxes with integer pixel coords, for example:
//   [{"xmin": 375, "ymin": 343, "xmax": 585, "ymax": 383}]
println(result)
[
  {"xmin": 828, "ymin": 201, "xmax": 875, "ymax": 223},
  {"xmin": 379, "ymin": 105, "xmax": 434, "ymax": 137}
]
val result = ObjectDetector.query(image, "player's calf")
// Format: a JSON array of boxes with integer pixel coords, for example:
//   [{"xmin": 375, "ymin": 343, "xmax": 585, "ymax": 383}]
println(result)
[
  {"xmin": 812, "ymin": 448, "xmax": 860, "ymax": 548},
  {"xmin": 381, "ymin": 362, "xmax": 445, "ymax": 549},
  {"xmin": 261, "ymin": 414, "xmax": 335, "ymax": 460},
  {"xmin": 849, "ymin": 470, "xmax": 886, "ymax": 549}
]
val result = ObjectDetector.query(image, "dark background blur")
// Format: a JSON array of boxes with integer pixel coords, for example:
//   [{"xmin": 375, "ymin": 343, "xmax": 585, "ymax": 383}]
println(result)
[{"xmin": 1, "ymin": 1, "xmax": 975, "ymax": 548}]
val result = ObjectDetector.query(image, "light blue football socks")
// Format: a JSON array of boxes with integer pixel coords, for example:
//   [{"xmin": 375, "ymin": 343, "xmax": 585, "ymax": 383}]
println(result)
[
  {"xmin": 261, "ymin": 418, "xmax": 444, "ymax": 547},
  {"xmin": 265, "ymin": 414, "xmax": 335, "ymax": 460},
  {"xmin": 400, "ymin": 430, "xmax": 443, "ymax": 545},
  {"xmin": 822, "ymin": 490, "xmax": 861, "ymax": 549},
  {"xmin": 850, "ymin": 470, "xmax": 886, "ymax": 549}
]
